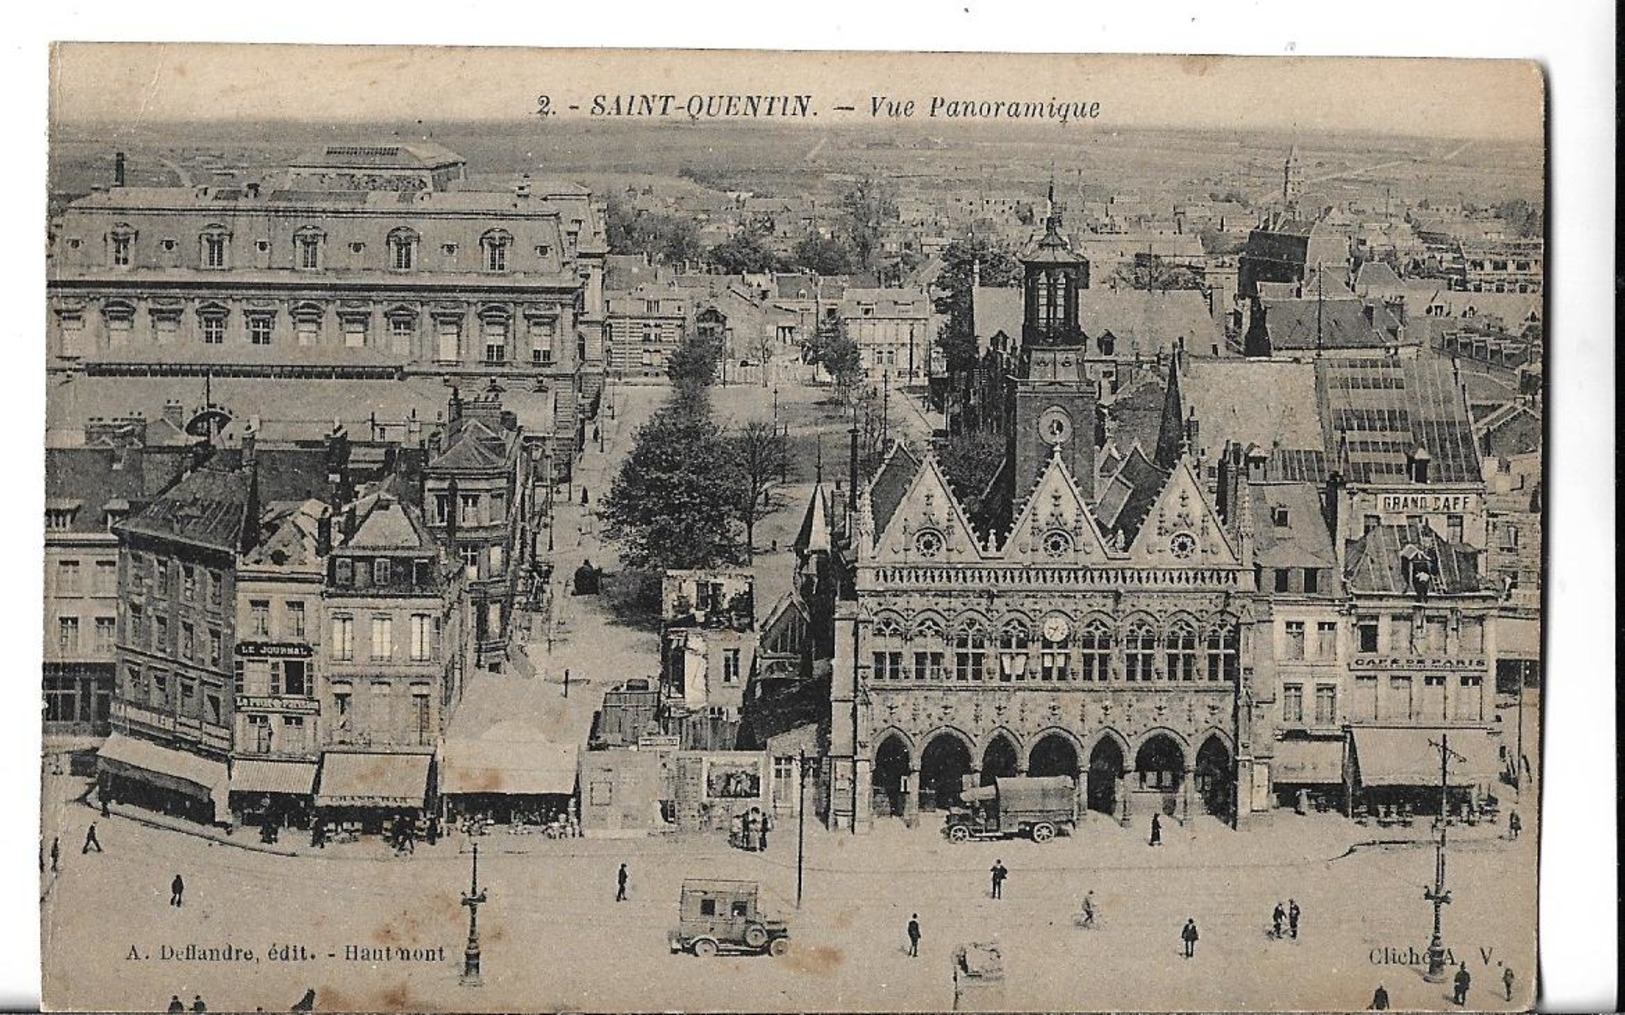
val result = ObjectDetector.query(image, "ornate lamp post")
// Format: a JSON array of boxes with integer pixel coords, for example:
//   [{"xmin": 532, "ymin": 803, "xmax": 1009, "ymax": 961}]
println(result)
[
  {"xmin": 460, "ymin": 842, "xmax": 488, "ymax": 986},
  {"xmin": 1421, "ymin": 735, "xmax": 1464, "ymax": 983}
]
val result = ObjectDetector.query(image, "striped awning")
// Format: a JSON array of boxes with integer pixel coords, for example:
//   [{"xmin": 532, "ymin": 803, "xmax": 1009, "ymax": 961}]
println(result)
[
  {"xmin": 230, "ymin": 759, "xmax": 319, "ymax": 796},
  {"xmin": 1272, "ymin": 739, "xmax": 1345, "ymax": 785},
  {"xmin": 1349, "ymin": 727, "xmax": 1501, "ymax": 788},
  {"xmin": 97, "ymin": 733, "xmax": 229, "ymax": 820},
  {"xmin": 314, "ymin": 752, "xmax": 431, "ymax": 809}
]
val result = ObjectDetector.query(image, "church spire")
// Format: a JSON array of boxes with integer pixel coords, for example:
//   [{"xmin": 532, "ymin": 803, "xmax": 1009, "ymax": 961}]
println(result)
[{"xmin": 1154, "ymin": 348, "xmax": 1189, "ymax": 469}]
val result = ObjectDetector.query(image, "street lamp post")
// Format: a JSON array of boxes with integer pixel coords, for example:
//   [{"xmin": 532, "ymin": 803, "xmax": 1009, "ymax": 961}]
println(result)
[
  {"xmin": 796, "ymin": 749, "xmax": 807, "ymax": 909},
  {"xmin": 460, "ymin": 842, "xmax": 488, "ymax": 986},
  {"xmin": 1421, "ymin": 734, "xmax": 1464, "ymax": 983}
]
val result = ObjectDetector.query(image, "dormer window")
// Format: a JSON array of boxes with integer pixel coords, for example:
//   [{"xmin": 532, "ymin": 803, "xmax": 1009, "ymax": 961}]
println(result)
[
  {"xmin": 1271, "ymin": 506, "xmax": 1290, "ymax": 527},
  {"xmin": 294, "ymin": 227, "xmax": 324, "ymax": 270},
  {"xmin": 200, "ymin": 225, "xmax": 231, "ymax": 269},
  {"xmin": 481, "ymin": 230, "xmax": 512, "ymax": 272},
  {"xmin": 109, "ymin": 224, "xmax": 136, "ymax": 267},
  {"xmin": 388, "ymin": 228, "xmax": 419, "ymax": 271}
]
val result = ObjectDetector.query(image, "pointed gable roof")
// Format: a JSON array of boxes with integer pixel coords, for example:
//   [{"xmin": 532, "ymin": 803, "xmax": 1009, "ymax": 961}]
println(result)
[
  {"xmin": 870, "ymin": 448, "xmax": 984, "ymax": 562},
  {"xmin": 115, "ymin": 463, "xmax": 252, "ymax": 554},
  {"xmin": 1124, "ymin": 456, "xmax": 1240, "ymax": 567},
  {"xmin": 1003, "ymin": 448, "xmax": 1112, "ymax": 561},
  {"xmin": 1094, "ymin": 444, "xmax": 1167, "ymax": 545},
  {"xmin": 345, "ymin": 496, "xmax": 435, "ymax": 553},
  {"xmin": 866, "ymin": 442, "xmax": 921, "ymax": 538},
  {"xmin": 431, "ymin": 417, "xmax": 509, "ymax": 471},
  {"xmin": 793, "ymin": 483, "xmax": 833, "ymax": 555}
]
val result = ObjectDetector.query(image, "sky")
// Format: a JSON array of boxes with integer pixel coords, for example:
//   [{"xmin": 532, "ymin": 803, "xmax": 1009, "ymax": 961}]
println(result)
[{"xmin": 49, "ymin": 45, "xmax": 1544, "ymax": 142}]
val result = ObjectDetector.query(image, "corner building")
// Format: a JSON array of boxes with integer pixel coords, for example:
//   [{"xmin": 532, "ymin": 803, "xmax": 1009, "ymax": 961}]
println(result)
[{"xmin": 826, "ymin": 207, "xmax": 1262, "ymax": 832}]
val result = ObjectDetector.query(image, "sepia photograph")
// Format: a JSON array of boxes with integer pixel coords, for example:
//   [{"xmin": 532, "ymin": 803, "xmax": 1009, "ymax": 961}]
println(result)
[{"xmin": 16, "ymin": 31, "xmax": 1611, "ymax": 1013}]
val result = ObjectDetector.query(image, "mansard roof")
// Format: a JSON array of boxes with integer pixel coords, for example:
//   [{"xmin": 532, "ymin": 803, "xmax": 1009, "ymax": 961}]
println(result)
[{"xmin": 1344, "ymin": 522, "xmax": 1485, "ymax": 596}]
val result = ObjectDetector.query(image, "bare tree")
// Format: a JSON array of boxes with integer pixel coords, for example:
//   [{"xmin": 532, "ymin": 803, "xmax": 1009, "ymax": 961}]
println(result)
[{"xmin": 730, "ymin": 420, "xmax": 790, "ymax": 560}]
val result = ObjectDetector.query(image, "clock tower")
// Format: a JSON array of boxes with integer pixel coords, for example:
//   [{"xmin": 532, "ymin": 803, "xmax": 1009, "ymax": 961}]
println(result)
[{"xmin": 1005, "ymin": 188, "xmax": 1097, "ymax": 502}]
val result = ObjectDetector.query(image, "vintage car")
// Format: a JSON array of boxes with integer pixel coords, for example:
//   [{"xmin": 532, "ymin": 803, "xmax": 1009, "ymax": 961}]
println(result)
[
  {"xmin": 668, "ymin": 879, "xmax": 791, "ymax": 957},
  {"xmin": 942, "ymin": 775, "xmax": 1079, "ymax": 843}
]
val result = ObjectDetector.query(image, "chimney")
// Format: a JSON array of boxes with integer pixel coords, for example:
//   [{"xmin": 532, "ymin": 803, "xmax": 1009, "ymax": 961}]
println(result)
[
  {"xmin": 242, "ymin": 422, "xmax": 258, "ymax": 468},
  {"xmin": 316, "ymin": 511, "xmax": 333, "ymax": 556},
  {"xmin": 515, "ymin": 175, "xmax": 532, "ymax": 200},
  {"xmin": 1245, "ymin": 444, "xmax": 1268, "ymax": 482},
  {"xmin": 1363, "ymin": 303, "xmax": 1376, "ymax": 327},
  {"xmin": 246, "ymin": 181, "xmax": 260, "ymax": 199},
  {"xmin": 162, "ymin": 399, "xmax": 186, "ymax": 431},
  {"xmin": 1408, "ymin": 445, "xmax": 1431, "ymax": 484},
  {"xmin": 1323, "ymin": 469, "xmax": 1344, "ymax": 550},
  {"xmin": 114, "ymin": 152, "xmax": 126, "ymax": 188}
]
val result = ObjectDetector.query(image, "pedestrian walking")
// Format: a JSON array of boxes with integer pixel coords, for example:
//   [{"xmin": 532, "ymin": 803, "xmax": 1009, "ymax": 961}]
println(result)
[
  {"xmin": 311, "ymin": 817, "xmax": 326, "ymax": 849},
  {"xmin": 1271, "ymin": 902, "xmax": 1285, "ymax": 939},
  {"xmin": 1507, "ymin": 810, "xmax": 1521, "ymax": 840},
  {"xmin": 1502, "ymin": 965, "xmax": 1514, "ymax": 1001},
  {"xmin": 906, "ymin": 914, "xmax": 921, "ymax": 957},
  {"xmin": 615, "ymin": 863, "xmax": 628, "ymax": 902},
  {"xmin": 758, "ymin": 814, "xmax": 769, "ymax": 852},
  {"xmin": 1369, "ymin": 984, "xmax": 1390, "ymax": 1010},
  {"xmin": 1288, "ymin": 899, "xmax": 1301, "ymax": 939},
  {"xmin": 82, "ymin": 822, "xmax": 102, "ymax": 854},
  {"xmin": 166, "ymin": 995, "xmax": 185, "ymax": 1012},
  {"xmin": 1080, "ymin": 891, "xmax": 1097, "ymax": 928},
  {"xmin": 1180, "ymin": 918, "xmax": 1199, "ymax": 958},
  {"xmin": 170, "ymin": 873, "xmax": 185, "ymax": 907},
  {"xmin": 989, "ymin": 860, "xmax": 1008, "ymax": 899},
  {"xmin": 1452, "ymin": 962, "xmax": 1471, "ymax": 1005},
  {"xmin": 50, "ymin": 837, "xmax": 60, "ymax": 873},
  {"xmin": 191, "ymin": 995, "xmax": 207, "ymax": 1012},
  {"xmin": 1149, "ymin": 813, "xmax": 1163, "ymax": 846}
]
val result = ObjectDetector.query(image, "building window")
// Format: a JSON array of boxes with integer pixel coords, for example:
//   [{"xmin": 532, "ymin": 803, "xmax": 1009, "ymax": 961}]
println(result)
[
  {"xmin": 1446, "ymin": 514, "xmax": 1464, "ymax": 544},
  {"xmin": 94, "ymin": 616, "xmax": 116, "ymax": 653},
  {"xmin": 460, "ymin": 545, "xmax": 480, "ymax": 581},
  {"xmin": 342, "ymin": 316, "xmax": 367, "ymax": 349},
  {"xmin": 997, "ymin": 621, "xmax": 1030, "ymax": 681},
  {"xmin": 57, "ymin": 559, "xmax": 81, "ymax": 594},
  {"xmin": 198, "ymin": 311, "xmax": 227, "ymax": 344},
  {"xmin": 296, "ymin": 231, "xmax": 322, "ymax": 270},
  {"xmin": 388, "ymin": 229, "xmax": 418, "ymax": 271},
  {"xmin": 1423, "ymin": 615, "xmax": 1448, "ymax": 653},
  {"xmin": 58, "ymin": 617, "xmax": 80, "ymax": 654},
  {"xmin": 371, "ymin": 616, "xmax": 394, "ymax": 661},
  {"xmin": 1314, "ymin": 685, "xmax": 1337, "ymax": 725},
  {"xmin": 1040, "ymin": 628, "xmax": 1070, "ymax": 681},
  {"xmin": 153, "ymin": 616, "xmax": 168, "ymax": 653},
  {"xmin": 1456, "ymin": 675, "xmax": 1484, "ymax": 720},
  {"xmin": 127, "ymin": 604, "xmax": 143, "ymax": 644},
  {"xmin": 373, "ymin": 558, "xmax": 391, "ymax": 586},
  {"xmin": 912, "ymin": 650, "xmax": 944, "ymax": 681},
  {"xmin": 181, "ymin": 565, "xmax": 197, "ymax": 602},
  {"xmin": 334, "ymin": 559, "xmax": 354, "ymax": 586},
  {"xmin": 411, "ymin": 614, "xmax": 432, "ymax": 661},
  {"xmin": 389, "ymin": 315, "xmax": 415, "ymax": 356},
  {"xmin": 1459, "ymin": 617, "xmax": 1483, "ymax": 654},
  {"xmin": 201, "ymin": 229, "xmax": 229, "ymax": 269},
  {"xmin": 482, "ymin": 230, "xmax": 511, "ymax": 272},
  {"xmin": 1205, "ymin": 623, "xmax": 1239, "ymax": 681},
  {"xmin": 285, "ymin": 601, "xmax": 305, "ymax": 640},
  {"xmin": 249, "ymin": 600, "xmax": 271, "ymax": 638},
  {"xmin": 1355, "ymin": 616, "xmax": 1379, "ymax": 653},
  {"xmin": 1315, "ymin": 621, "xmax": 1338, "ymax": 659},
  {"xmin": 281, "ymin": 660, "xmax": 308, "ymax": 697},
  {"xmin": 1080, "ymin": 620, "xmax": 1112, "ymax": 681},
  {"xmin": 1388, "ymin": 614, "xmax": 1413, "ymax": 652},
  {"xmin": 332, "ymin": 683, "xmax": 352, "ymax": 724},
  {"xmin": 483, "ymin": 320, "xmax": 509, "ymax": 364},
  {"xmin": 952, "ymin": 623, "xmax": 987, "ymax": 682},
  {"xmin": 111, "ymin": 229, "xmax": 134, "ymax": 266},
  {"xmin": 723, "ymin": 648, "xmax": 743, "ymax": 685},
  {"xmin": 1283, "ymin": 621, "xmax": 1306, "ymax": 660},
  {"xmin": 179, "ymin": 622, "xmax": 194, "ymax": 660},
  {"xmin": 248, "ymin": 315, "xmax": 274, "ymax": 345},
  {"xmin": 208, "ymin": 630, "xmax": 221, "ymax": 666},
  {"xmin": 1124, "ymin": 621, "xmax": 1156, "ymax": 681},
  {"xmin": 414, "ymin": 692, "xmax": 432, "ymax": 745},
  {"xmin": 1283, "ymin": 684, "xmax": 1304, "ymax": 724},
  {"xmin": 247, "ymin": 714, "xmax": 272, "ymax": 753},
  {"xmin": 332, "ymin": 616, "xmax": 354, "ymax": 660},
  {"xmin": 1274, "ymin": 569, "xmax": 1291, "ymax": 593},
  {"xmin": 1165, "ymin": 621, "xmax": 1198, "ymax": 681},
  {"xmin": 1304, "ymin": 569, "xmax": 1320, "ymax": 594}
]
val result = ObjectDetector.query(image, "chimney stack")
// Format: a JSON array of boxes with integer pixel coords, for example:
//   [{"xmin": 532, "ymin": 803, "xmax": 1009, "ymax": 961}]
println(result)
[
  {"xmin": 162, "ymin": 399, "xmax": 186, "ymax": 431},
  {"xmin": 114, "ymin": 152, "xmax": 126, "ymax": 188}
]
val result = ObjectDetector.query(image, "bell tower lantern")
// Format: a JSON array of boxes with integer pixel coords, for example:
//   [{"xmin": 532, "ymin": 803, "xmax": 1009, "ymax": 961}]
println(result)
[{"xmin": 1021, "ymin": 182, "xmax": 1090, "ymax": 349}]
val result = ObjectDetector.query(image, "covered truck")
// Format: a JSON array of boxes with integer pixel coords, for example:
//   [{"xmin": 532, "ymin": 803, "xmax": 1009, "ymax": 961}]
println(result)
[{"xmin": 942, "ymin": 775, "xmax": 1078, "ymax": 843}]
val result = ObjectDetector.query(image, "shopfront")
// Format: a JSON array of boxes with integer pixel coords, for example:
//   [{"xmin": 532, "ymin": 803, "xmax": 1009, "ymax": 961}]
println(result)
[
  {"xmin": 1347, "ymin": 725, "xmax": 1502, "ymax": 817},
  {"xmin": 229, "ymin": 758, "xmax": 319, "ymax": 833},
  {"xmin": 97, "ymin": 732, "xmax": 229, "ymax": 826},
  {"xmin": 441, "ymin": 736, "xmax": 578, "ymax": 828},
  {"xmin": 313, "ymin": 751, "xmax": 434, "ymax": 838},
  {"xmin": 1271, "ymin": 736, "xmax": 1346, "ymax": 812}
]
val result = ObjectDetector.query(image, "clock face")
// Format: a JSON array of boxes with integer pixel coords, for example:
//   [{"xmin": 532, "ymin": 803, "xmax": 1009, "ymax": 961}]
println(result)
[
  {"xmin": 1042, "ymin": 614, "xmax": 1071, "ymax": 643},
  {"xmin": 1169, "ymin": 531, "xmax": 1197, "ymax": 559},
  {"xmin": 1038, "ymin": 406, "xmax": 1072, "ymax": 446}
]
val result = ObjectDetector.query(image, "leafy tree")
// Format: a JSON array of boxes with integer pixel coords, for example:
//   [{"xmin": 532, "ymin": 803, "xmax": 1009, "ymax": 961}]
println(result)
[
  {"xmin": 931, "ymin": 237, "xmax": 1021, "ymax": 376},
  {"xmin": 705, "ymin": 231, "xmax": 787, "ymax": 274},
  {"xmin": 666, "ymin": 331, "xmax": 723, "ymax": 397},
  {"xmin": 935, "ymin": 428, "xmax": 1006, "ymax": 517},
  {"xmin": 1110, "ymin": 257, "xmax": 1205, "ymax": 291},
  {"xmin": 791, "ymin": 232, "xmax": 854, "ymax": 276},
  {"xmin": 729, "ymin": 421, "xmax": 789, "ymax": 560},
  {"xmin": 807, "ymin": 320, "xmax": 864, "ymax": 402},
  {"xmin": 603, "ymin": 398, "xmax": 742, "ymax": 574},
  {"xmin": 841, "ymin": 178, "xmax": 898, "ymax": 270},
  {"xmin": 603, "ymin": 194, "xmax": 704, "ymax": 266}
]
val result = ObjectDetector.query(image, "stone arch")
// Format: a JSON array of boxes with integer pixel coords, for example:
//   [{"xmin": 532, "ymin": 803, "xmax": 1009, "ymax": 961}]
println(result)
[
  {"xmin": 872, "ymin": 731, "xmax": 914, "ymax": 821},
  {"xmin": 1027, "ymin": 728, "xmax": 1084, "ymax": 779},
  {"xmin": 1194, "ymin": 733, "xmax": 1235, "ymax": 820},
  {"xmin": 1134, "ymin": 730, "xmax": 1188, "ymax": 794},
  {"xmin": 980, "ymin": 731, "xmax": 1021, "ymax": 786},
  {"xmin": 918, "ymin": 727, "xmax": 975, "ymax": 812},
  {"xmin": 1086, "ymin": 733, "xmax": 1128, "ymax": 815}
]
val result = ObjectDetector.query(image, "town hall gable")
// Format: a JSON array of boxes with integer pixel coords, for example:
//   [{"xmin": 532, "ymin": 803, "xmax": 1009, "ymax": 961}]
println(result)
[
  {"xmin": 1001, "ymin": 448, "xmax": 1113, "ymax": 563},
  {"xmin": 1123, "ymin": 456, "xmax": 1240, "ymax": 568},
  {"xmin": 868, "ymin": 449, "xmax": 986, "ymax": 565}
]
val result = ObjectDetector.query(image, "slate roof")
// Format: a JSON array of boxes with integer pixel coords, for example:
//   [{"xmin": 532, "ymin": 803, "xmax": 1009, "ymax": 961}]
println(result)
[
  {"xmin": 793, "ymin": 483, "xmax": 833, "ymax": 556},
  {"xmin": 213, "ymin": 447, "xmax": 331, "ymax": 504},
  {"xmin": 1353, "ymin": 260, "xmax": 1403, "ymax": 290},
  {"xmin": 1318, "ymin": 357, "xmax": 1482, "ymax": 484},
  {"xmin": 1254, "ymin": 297, "xmax": 1408, "ymax": 351},
  {"xmin": 241, "ymin": 499, "xmax": 326, "ymax": 568},
  {"xmin": 1266, "ymin": 448, "xmax": 1330, "ymax": 483},
  {"xmin": 867, "ymin": 443, "xmax": 922, "ymax": 537},
  {"xmin": 116, "ymin": 463, "xmax": 251, "ymax": 553},
  {"xmin": 344, "ymin": 496, "xmax": 436, "ymax": 553},
  {"xmin": 1344, "ymin": 523, "xmax": 1485, "ymax": 596},
  {"xmin": 290, "ymin": 141, "xmax": 466, "ymax": 170},
  {"xmin": 44, "ymin": 446, "xmax": 152, "ymax": 533},
  {"xmin": 1248, "ymin": 483, "xmax": 1336, "ymax": 568},
  {"xmin": 1104, "ymin": 374, "xmax": 1168, "ymax": 456},
  {"xmin": 1095, "ymin": 445, "xmax": 1168, "ymax": 544},
  {"xmin": 1180, "ymin": 357, "xmax": 1326, "ymax": 452},
  {"xmin": 431, "ymin": 418, "xmax": 511, "ymax": 471}
]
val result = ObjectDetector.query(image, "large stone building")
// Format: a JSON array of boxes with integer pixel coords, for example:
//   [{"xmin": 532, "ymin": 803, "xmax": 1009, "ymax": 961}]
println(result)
[{"xmin": 824, "ymin": 209, "xmax": 1262, "ymax": 833}]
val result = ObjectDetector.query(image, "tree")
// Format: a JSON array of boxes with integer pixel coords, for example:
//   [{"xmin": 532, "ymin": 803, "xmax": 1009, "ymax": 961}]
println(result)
[
  {"xmin": 667, "ymin": 332, "xmax": 723, "ymax": 397},
  {"xmin": 935, "ymin": 428, "xmax": 1006, "ymax": 517},
  {"xmin": 807, "ymin": 320, "xmax": 863, "ymax": 402},
  {"xmin": 791, "ymin": 232, "xmax": 854, "ymax": 276},
  {"xmin": 931, "ymin": 237, "xmax": 1021, "ymax": 376},
  {"xmin": 706, "ymin": 232, "xmax": 787, "ymax": 274},
  {"xmin": 729, "ymin": 421, "xmax": 789, "ymax": 560},
  {"xmin": 841, "ymin": 177, "xmax": 898, "ymax": 270},
  {"xmin": 1110, "ymin": 257, "xmax": 1205, "ymax": 291},
  {"xmin": 603, "ymin": 398, "xmax": 742, "ymax": 575},
  {"xmin": 603, "ymin": 194, "xmax": 703, "ymax": 266}
]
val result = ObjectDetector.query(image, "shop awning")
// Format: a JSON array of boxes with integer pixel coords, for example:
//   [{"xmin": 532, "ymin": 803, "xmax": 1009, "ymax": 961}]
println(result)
[
  {"xmin": 1272, "ymin": 739, "xmax": 1345, "ymax": 785},
  {"xmin": 441, "ymin": 739, "xmax": 577, "ymax": 796},
  {"xmin": 97, "ymin": 733, "xmax": 229, "ymax": 820},
  {"xmin": 1496, "ymin": 615, "xmax": 1541, "ymax": 660},
  {"xmin": 230, "ymin": 759, "xmax": 319, "ymax": 796},
  {"xmin": 1349, "ymin": 727, "xmax": 1501, "ymax": 788},
  {"xmin": 314, "ymin": 752, "xmax": 432, "ymax": 808}
]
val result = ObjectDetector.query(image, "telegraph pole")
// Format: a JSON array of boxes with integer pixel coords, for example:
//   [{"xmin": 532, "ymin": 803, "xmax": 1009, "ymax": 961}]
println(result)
[
  {"xmin": 1421, "ymin": 734, "xmax": 1466, "ymax": 983},
  {"xmin": 460, "ymin": 842, "xmax": 488, "ymax": 986},
  {"xmin": 796, "ymin": 749, "xmax": 807, "ymax": 909}
]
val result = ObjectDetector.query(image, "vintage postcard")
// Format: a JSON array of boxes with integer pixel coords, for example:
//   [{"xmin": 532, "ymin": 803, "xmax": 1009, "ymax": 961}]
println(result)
[{"xmin": 40, "ymin": 45, "xmax": 1545, "ymax": 1012}]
